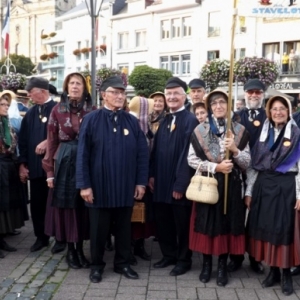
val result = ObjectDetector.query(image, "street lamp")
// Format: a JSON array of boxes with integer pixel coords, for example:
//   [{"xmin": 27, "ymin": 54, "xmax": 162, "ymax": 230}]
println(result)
[{"xmin": 85, "ymin": 0, "xmax": 104, "ymax": 104}]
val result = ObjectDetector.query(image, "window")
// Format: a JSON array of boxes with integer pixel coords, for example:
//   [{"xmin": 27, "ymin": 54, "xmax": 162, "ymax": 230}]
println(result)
[
  {"xmin": 182, "ymin": 54, "xmax": 190, "ymax": 74},
  {"xmin": 134, "ymin": 62, "xmax": 146, "ymax": 67},
  {"xmin": 118, "ymin": 64, "xmax": 129, "ymax": 74},
  {"xmin": 208, "ymin": 12, "xmax": 221, "ymax": 37},
  {"xmin": 171, "ymin": 18, "xmax": 181, "ymax": 38},
  {"xmin": 207, "ymin": 50, "xmax": 219, "ymax": 61},
  {"xmin": 160, "ymin": 54, "xmax": 191, "ymax": 76},
  {"xmin": 234, "ymin": 48, "xmax": 246, "ymax": 60},
  {"xmin": 50, "ymin": 45, "xmax": 64, "ymax": 65},
  {"xmin": 135, "ymin": 30, "xmax": 147, "ymax": 47},
  {"xmin": 118, "ymin": 32, "xmax": 129, "ymax": 49},
  {"xmin": 263, "ymin": 42, "xmax": 280, "ymax": 61},
  {"xmin": 183, "ymin": 17, "xmax": 192, "ymax": 37},
  {"xmin": 161, "ymin": 20, "xmax": 170, "ymax": 39},
  {"xmin": 160, "ymin": 56, "xmax": 169, "ymax": 70},
  {"xmin": 238, "ymin": 16, "xmax": 246, "ymax": 33}
]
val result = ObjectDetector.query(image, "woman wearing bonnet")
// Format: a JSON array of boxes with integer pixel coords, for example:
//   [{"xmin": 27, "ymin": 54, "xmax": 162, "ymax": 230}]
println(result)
[{"xmin": 246, "ymin": 95, "xmax": 300, "ymax": 296}]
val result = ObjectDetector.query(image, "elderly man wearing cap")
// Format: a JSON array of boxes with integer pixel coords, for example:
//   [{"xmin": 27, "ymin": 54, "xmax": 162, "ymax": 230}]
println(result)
[
  {"xmin": 189, "ymin": 79, "xmax": 206, "ymax": 105},
  {"xmin": 149, "ymin": 77, "xmax": 198, "ymax": 276},
  {"xmin": 76, "ymin": 76, "xmax": 149, "ymax": 283},
  {"xmin": 227, "ymin": 78, "xmax": 266, "ymax": 274},
  {"xmin": 18, "ymin": 77, "xmax": 60, "ymax": 252}
]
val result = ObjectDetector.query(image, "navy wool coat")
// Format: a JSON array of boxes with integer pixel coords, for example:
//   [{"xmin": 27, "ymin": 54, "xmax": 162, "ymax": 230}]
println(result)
[
  {"xmin": 150, "ymin": 109, "xmax": 198, "ymax": 206},
  {"xmin": 76, "ymin": 108, "xmax": 149, "ymax": 208}
]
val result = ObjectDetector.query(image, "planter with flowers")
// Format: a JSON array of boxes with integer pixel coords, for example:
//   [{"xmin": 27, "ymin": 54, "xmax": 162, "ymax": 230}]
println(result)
[
  {"xmin": 49, "ymin": 77, "xmax": 57, "ymax": 81},
  {"xmin": 81, "ymin": 47, "xmax": 90, "ymax": 54},
  {"xmin": 234, "ymin": 57, "xmax": 279, "ymax": 87},
  {"xmin": 40, "ymin": 54, "xmax": 49, "ymax": 61},
  {"xmin": 49, "ymin": 32, "xmax": 57, "ymax": 37},
  {"xmin": 0, "ymin": 72, "xmax": 27, "ymax": 92},
  {"xmin": 48, "ymin": 52, "xmax": 58, "ymax": 59},
  {"xmin": 41, "ymin": 34, "xmax": 48, "ymax": 39},
  {"xmin": 200, "ymin": 59, "xmax": 230, "ymax": 90},
  {"xmin": 73, "ymin": 49, "xmax": 81, "ymax": 56}
]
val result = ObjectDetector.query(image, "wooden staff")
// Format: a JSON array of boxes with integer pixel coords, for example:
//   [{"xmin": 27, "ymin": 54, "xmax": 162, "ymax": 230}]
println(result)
[{"xmin": 224, "ymin": 0, "xmax": 238, "ymax": 214}]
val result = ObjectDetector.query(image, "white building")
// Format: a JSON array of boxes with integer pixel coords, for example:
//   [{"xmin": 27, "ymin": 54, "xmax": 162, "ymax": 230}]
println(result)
[{"xmin": 42, "ymin": 0, "xmax": 300, "ymax": 95}]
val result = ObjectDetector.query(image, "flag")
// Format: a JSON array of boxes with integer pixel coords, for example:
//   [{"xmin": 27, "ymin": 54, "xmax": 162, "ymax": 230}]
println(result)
[{"xmin": 2, "ymin": 0, "xmax": 10, "ymax": 56}]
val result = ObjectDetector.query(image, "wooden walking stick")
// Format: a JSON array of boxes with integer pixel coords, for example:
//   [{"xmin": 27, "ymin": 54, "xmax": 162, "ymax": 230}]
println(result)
[{"xmin": 224, "ymin": 0, "xmax": 238, "ymax": 214}]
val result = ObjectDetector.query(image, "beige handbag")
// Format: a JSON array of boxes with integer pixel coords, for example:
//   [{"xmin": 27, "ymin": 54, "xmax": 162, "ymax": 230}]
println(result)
[{"xmin": 186, "ymin": 166, "xmax": 219, "ymax": 204}]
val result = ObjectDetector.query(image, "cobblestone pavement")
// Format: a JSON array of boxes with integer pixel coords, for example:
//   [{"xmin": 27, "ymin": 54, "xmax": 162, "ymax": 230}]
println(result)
[{"xmin": 1, "ymin": 220, "xmax": 300, "ymax": 300}]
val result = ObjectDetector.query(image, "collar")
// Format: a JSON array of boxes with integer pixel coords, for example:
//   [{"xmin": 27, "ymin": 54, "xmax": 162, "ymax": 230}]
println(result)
[
  {"xmin": 170, "ymin": 106, "xmax": 185, "ymax": 114},
  {"xmin": 104, "ymin": 105, "xmax": 121, "ymax": 111}
]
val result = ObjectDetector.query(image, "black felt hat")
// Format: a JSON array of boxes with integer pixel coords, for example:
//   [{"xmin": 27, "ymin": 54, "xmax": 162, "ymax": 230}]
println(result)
[
  {"xmin": 101, "ymin": 76, "xmax": 126, "ymax": 91},
  {"xmin": 165, "ymin": 77, "xmax": 188, "ymax": 92},
  {"xmin": 244, "ymin": 79, "xmax": 266, "ymax": 91},
  {"xmin": 49, "ymin": 84, "xmax": 59, "ymax": 95},
  {"xmin": 188, "ymin": 78, "xmax": 206, "ymax": 89},
  {"xmin": 25, "ymin": 77, "xmax": 49, "ymax": 91}
]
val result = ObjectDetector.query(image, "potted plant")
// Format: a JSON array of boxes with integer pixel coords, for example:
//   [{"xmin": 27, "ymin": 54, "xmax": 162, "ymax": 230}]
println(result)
[
  {"xmin": 41, "ymin": 34, "xmax": 48, "ymax": 39},
  {"xmin": 48, "ymin": 52, "xmax": 58, "ymax": 59},
  {"xmin": 100, "ymin": 44, "xmax": 107, "ymax": 51},
  {"xmin": 234, "ymin": 57, "xmax": 279, "ymax": 87},
  {"xmin": 49, "ymin": 77, "xmax": 57, "ymax": 81},
  {"xmin": 73, "ymin": 49, "xmax": 81, "ymax": 56},
  {"xmin": 40, "ymin": 54, "xmax": 49, "ymax": 61},
  {"xmin": 49, "ymin": 32, "xmax": 57, "ymax": 37},
  {"xmin": 81, "ymin": 47, "xmax": 89, "ymax": 54},
  {"xmin": 0, "ymin": 72, "xmax": 27, "ymax": 91}
]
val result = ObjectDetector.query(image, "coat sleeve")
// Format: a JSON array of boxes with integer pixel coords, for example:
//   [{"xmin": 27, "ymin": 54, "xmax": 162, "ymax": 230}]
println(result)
[
  {"xmin": 18, "ymin": 114, "xmax": 28, "ymax": 165},
  {"xmin": 76, "ymin": 116, "xmax": 92, "ymax": 189}
]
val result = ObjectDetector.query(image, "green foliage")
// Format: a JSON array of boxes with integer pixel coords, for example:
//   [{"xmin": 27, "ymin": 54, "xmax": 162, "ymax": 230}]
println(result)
[
  {"xmin": 128, "ymin": 65, "xmax": 173, "ymax": 97},
  {"xmin": 0, "ymin": 54, "xmax": 35, "ymax": 76}
]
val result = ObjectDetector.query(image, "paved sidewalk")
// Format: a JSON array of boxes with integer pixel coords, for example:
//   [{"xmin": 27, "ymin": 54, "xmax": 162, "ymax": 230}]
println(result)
[{"xmin": 1, "ymin": 220, "xmax": 300, "ymax": 300}]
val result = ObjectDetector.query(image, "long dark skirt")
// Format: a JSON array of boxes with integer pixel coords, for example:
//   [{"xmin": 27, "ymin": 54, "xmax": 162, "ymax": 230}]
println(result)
[
  {"xmin": 44, "ymin": 141, "xmax": 89, "ymax": 242},
  {"xmin": 0, "ymin": 156, "xmax": 25, "ymax": 234},
  {"xmin": 45, "ymin": 189, "xmax": 89, "ymax": 242},
  {"xmin": 247, "ymin": 171, "xmax": 300, "ymax": 268}
]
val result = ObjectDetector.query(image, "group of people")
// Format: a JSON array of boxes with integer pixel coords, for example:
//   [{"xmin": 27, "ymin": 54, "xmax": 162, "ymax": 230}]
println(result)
[{"xmin": 1, "ymin": 73, "xmax": 300, "ymax": 297}]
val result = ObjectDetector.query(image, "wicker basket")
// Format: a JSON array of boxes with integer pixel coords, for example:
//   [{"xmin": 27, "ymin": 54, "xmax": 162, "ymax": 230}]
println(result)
[{"xmin": 131, "ymin": 201, "xmax": 146, "ymax": 223}]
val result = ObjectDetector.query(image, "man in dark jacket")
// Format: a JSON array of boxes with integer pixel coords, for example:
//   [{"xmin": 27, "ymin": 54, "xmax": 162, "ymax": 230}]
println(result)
[
  {"xmin": 76, "ymin": 76, "xmax": 149, "ymax": 283},
  {"xmin": 149, "ymin": 77, "xmax": 198, "ymax": 276}
]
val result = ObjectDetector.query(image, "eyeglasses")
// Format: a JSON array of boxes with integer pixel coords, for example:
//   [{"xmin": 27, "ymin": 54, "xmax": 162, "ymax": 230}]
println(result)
[
  {"xmin": 246, "ymin": 90, "xmax": 263, "ymax": 95},
  {"xmin": 165, "ymin": 92, "xmax": 186, "ymax": 97},
  {"xmin": 105, "ymin": 90, "xmax": 126, "ymax": 96},
  {"xmin": 270, "ymin": 107, "xmax": 288, "ymax": 113},
  {"xmin": 210, "ymin": 100, "xmax": 227, "ymax": 107},
  {"xmin": 0, "ymin": 103, "xmax": 10, "ymax": 107}
]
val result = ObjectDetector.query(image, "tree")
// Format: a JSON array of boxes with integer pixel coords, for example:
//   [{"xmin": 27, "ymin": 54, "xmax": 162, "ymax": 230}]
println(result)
[
  {"xmin": 0, "ymin": 54, "xmax": 35, "ymax": 76},
  {"xmin": 128, "ymin": 65, "xmax": 173, "ymax": 97}
]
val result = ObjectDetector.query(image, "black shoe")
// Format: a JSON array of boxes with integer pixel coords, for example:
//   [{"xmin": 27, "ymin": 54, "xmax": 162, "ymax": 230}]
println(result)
[
  {"xmin": 133, "ymin": 238, "xmax": 151, "ymax": 261},
  {"xmin": 199, "ymin": 255, "xmax": 212, "ymax": 283},
  {"xmin": 8, "ymin": 230, "xmax": 21, "ymax": 236},
  {"xmin": 77, "ymin": 251, "xmax": 90, "ymax": 268},
  {"xmin": 291, "ymin": 266, "xmax": 300, "ymax": 276},
  {"xmin": 0, "ymin": 249, "xmax": 4, "ymax": 258},
  {"xmin": 66, "ymin": 249, "xmax": 81, "ymax": 269},
  {"xmin": 153, "ymin": 258, "xmax": 177, "ymax": 269},
  {"xmin": 262, "ymin": 267, "xmax": 281, "ymax": 288},
  {"xmin": 282, "ymin": 269, "xmax": 293, "ymax": 296},
  {"xmin": 217, "ymin": 255, "xmax": 228, "ymax": 287},
  {"xmin": 227, "ymin": 260, "xmax": 242, "ymax": 272},
  {"xmin": 51, "ymin": 241, "xmax": 66, "ymax": 254},
  {"xmin": 170, "ymin": 265, "xmax": 191, "ymax": 276},
  {"xmin": 89, "ymin": 269, "xmax": 102, "ymax": 283},
  {"xmin": 0, "ymin": 240, "xmax": 17, "ymax": 252},
  {"xmin": 130, "ymin": 252, "xmax": 138, "ymax": 266},
  {"xmin": 30, "ymin": 239, "xmax": 49, "ymax": 252},
  {"xmin": 250, "ymin": 259, "xmax": 264, "ymax": 274},
  {"xmin": 114, "ymin": 266, "xmax": 139, "ymax": 279}
]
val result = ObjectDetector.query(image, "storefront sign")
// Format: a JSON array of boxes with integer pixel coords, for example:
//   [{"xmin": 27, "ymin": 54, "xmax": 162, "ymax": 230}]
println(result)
[
  {"xmin": 271, "ymin": 82, "xmax": 300, "ymax": 90},
  {"xmin": 238, "ymin": 0, "xmax": 300, "ymax": 18}
]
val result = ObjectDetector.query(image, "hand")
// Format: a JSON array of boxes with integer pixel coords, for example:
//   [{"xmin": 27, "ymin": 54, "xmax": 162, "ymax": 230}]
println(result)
[
  {"xmin": 224, "ymin": 129, "xmax": 238, "ymax": 155},
  {"xmin": 134, "ymin": 185, "xmax": 145, "ymax": 200},
  {"xmin": 80, "ymin": 188, "xmax": 94, "ymax": 204},
  {"xmin": 245, "ymin": 196, "xmax": 252, "ymax": 210},
  {"xmin": 35, "ymin": 140, "xmax": 47, "ymax": 155},
  {"xmin": 295, "ymin": 199, "xmax": 300, "ymax": 211},
  {"xmin": 173, "ymin": 191, "xmax": 183, "ymax": 200},
  {"xmin": 148, "ymin": 177, "xmax": 154, "ymax": 193},
  {"xmin": 19, "ymin": 164, "xmax": 29, "ymax": 183},
  {"xmin": 47, "ymin": 178, "xmax": 54, "ymax": 189},
  {"xmin": 215, "ymin": 159, "xmax": 233, "ymax": 174}
]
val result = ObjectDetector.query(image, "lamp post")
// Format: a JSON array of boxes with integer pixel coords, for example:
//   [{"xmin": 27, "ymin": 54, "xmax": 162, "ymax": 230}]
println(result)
[{"xmin": 85, "ymin": 0, "xmax": 104, "ymax": 104}]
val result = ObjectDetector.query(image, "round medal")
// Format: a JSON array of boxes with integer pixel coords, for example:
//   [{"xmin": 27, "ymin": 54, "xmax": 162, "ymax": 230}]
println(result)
[
  {"xmin": 124, "ymin": 129, "xmax": 129, "ymax": 136},
  {"xmin": 283, "ymin": 140, "xmax": 291, "ymax": 147},
  {"xmin": 253, "ymin": 120, "xmax": 260, "ymax": 127},
  {"xmin": 41, "ymin": 117, "xmax": 47, "ymax": 123},
  {"xmin": 171, "ymin": 124, "xmax": 176, "ymax": 132}
]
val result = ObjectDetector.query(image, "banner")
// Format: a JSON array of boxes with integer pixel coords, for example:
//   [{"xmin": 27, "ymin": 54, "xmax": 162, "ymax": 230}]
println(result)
[
  {"xmin": 238, "ymin": 0, "xmax": 300, "ymax": 18},
  {"xmin": 1, "ymin": 0, "xmax": 10, "ymax": 56}
]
